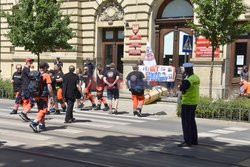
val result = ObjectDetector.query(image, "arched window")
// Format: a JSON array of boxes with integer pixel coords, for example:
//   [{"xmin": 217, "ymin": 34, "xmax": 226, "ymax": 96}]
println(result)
[{"xmin": 162, "ymin": 0, "xmax": 193, "ymax": 18}]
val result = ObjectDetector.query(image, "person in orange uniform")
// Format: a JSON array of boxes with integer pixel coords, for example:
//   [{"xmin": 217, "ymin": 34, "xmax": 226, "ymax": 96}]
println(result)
[
  {"xmin": 95, "ymin": 64, "xmax": 109, "ymax": 111},
  {"xmin": 80, "ymin": 66, "xmax": 97, "ymax": 109},
  {"xmin": 126, "ymin": 64, "xmax": 146, "ymax": 117},
  {"xmin": 240, "ymin": 80, "xmax": 250, "ymax": 97},
  {"xmin": 29, "ymin": 62, "xmax": 53, "ymax": 133}
]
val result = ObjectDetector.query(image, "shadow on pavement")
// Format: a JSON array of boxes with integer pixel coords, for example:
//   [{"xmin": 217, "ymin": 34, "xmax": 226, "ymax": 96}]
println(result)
[
  {"xmin": 114, "ymin": 111, "xmax": 129, "ymax": 115},
  {"xmin": 72, "ymin": 119, "xmax": 92, "ymax": 123},
  {"xmin": 45, "ymin": 125, "xmax": 68, "ymax": 131},
  {"xmin": 1, "ymin": 133, "xmax": 250, "ymax": 167}
]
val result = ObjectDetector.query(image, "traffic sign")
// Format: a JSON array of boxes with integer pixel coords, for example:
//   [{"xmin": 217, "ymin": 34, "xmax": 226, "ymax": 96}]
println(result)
[{"xmin": 182, "ymin": 35, "xmax": 193, "ymax": 53}]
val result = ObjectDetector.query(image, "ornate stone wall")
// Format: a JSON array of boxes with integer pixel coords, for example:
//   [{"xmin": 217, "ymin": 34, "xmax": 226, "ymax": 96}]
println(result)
[{"xmin": 0, "ymin": 0, "xmax": 249, "ymax": 98}]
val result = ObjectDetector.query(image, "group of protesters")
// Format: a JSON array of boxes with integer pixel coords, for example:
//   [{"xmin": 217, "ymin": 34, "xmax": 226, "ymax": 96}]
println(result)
[{"xmin": 10, "ymin": 57, "xmax": 147, "ymax": 133}]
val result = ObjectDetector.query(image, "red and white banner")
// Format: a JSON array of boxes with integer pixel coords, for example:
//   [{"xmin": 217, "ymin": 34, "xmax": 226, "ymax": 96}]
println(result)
[
  {"xmin": 195, "ymin": 38, "xmax": 220, "ymax": 57},
  {"xmin": 144, "ymin": 42, "xmax": 157, "ymax": 66}
]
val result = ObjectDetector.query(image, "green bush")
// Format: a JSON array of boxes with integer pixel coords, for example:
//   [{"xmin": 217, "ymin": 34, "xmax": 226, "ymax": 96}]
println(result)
[
  {"xmin": 177, "ymin": 97, "xmax": 250, "ymax": 122},
  {"xmin": 0, "ymin": 78, "xmax": 14, "ymax": 99}
]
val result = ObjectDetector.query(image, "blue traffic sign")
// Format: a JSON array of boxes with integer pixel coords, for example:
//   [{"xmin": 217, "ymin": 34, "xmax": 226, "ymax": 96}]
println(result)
[{"xmin": 182, "ymin": 35, "xmax": 193, "ymax": 53}]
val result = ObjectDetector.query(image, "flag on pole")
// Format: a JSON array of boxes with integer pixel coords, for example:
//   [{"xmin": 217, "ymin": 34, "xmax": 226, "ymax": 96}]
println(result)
[{"xmin": 144, "ymin": 42, "xmax": 157, "ymax": 66}]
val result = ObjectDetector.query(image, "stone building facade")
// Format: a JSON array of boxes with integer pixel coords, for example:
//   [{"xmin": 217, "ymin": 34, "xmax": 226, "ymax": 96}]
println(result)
[{"xmin": 0, "ymin": 0, "xmax": 250, "ymax": 98}]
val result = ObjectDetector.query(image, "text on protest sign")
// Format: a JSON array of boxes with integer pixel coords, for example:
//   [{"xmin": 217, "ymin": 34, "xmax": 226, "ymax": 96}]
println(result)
[{"xmin": 139, "ymin": 65, "xmax": 175, "ymax": 82}]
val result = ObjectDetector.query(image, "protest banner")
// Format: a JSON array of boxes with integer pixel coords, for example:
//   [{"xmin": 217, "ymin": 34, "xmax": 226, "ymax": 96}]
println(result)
[{"xmin": 139, "ymin": 65, "xmax": 175, "ymax": 82}]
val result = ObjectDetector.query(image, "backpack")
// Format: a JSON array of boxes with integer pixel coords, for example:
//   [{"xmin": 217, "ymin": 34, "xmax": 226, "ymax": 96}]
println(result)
[
  {"xmin": 132, "ymin": 85, "xmax": 144, "ymax": 95},
  {"xmin": 28, "ymin": 71, "xmax": 42, "ymax": 97}
]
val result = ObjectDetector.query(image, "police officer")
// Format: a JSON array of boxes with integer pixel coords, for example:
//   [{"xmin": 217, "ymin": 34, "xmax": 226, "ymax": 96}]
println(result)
[{"xmin": 178, "ymin": 63, "xmax": 200, "ymax": 147}]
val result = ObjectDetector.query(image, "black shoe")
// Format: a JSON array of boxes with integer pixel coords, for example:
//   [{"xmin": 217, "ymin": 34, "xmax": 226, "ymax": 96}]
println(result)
[
  {"xmin": 91, "ymin": 104, "xmax": 97, "ymax": 109},
  {"xmin": 19, "ymin": 112, "xmax": 31, "ymax": 122},
  {"xmin": 136, "ymin": 109, "xmax": 142, "ymax": 117},
  {"xmin": 64, "ymin": 121, "xmax": 71, "ymax": 123},
  {"xmin": 10, "ymin": 110, "xmax": 17, "ymax": 114},
  {"xmin": 70, "ymin": 118, "xmax": 76, "ymax": 122},
  {"xmin": 94, "ymin": 104, "xmax": 101, "ymax": 110},
  {"xmin": 62, "ymin": 107, "xmax": 66, "ymax": 112},
  {"xmin": 113, "ymin": 109, "xmax": 118, "ymax": 114},
  {"xmin": 37, "ymin": 124, "xmax": 46, "ymax": 132},
  {"xmin": 55, "ymin": 110, "xmax": 60, "ymax": 115},
  {"xmin": 29, "ymin": 122, "xmax": 39, "ymax": 133},
  {"xmin": 177, "ymin": 142, "xmax": 191, "ymax": 147},
  {"xmin": 103, "ymin": 104, "xmax": 109, "ymax": 111}
]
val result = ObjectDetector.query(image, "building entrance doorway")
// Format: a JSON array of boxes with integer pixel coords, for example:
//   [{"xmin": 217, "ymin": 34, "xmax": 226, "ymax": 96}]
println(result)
[
  {"xmin": 160, "ymin": 27, "xmax": 192, "ymax": 67},
  {"xmin": 155, "ymin": 0, "xmax": 194, "ymax": 71},
  {"xmin": 102, "ymin": 28, "xmax": 124, "ymax": 73}
]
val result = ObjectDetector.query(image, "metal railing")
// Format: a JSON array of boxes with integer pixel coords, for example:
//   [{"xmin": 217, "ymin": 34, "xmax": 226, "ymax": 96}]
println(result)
[
  {"xmin": 197, "ymin": 104, "xmax": 250, "ymax": 122},
  {"xmin": 0, "ymin": 89, "xmax": 14, "ymax": 99}
]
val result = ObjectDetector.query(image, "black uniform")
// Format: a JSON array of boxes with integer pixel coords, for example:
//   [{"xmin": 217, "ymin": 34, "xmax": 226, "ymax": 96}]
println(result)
[
  {"xmin": 54, "ymin": 71, "xmax": 64, "ymax": 89},
  {"xmin": 12, "ymin": 71, "xmax": 22, "ymax": 104},
  {"xmin": 63, "ymin": 72, "xmax": 80, "ymax": 122},
  {"xmin": 12, "ymin": 71, "xmax": 22, "ymax": 93},
  {"xmin": 21, "ymin": 66, "xmax": 32, "ymax": 101}
]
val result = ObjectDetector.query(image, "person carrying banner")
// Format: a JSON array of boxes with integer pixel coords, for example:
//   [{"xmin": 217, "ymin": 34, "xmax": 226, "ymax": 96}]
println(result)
[
  {"xmin": 29, "ymin": 62, "xmax": 53, "ymax": 132},
  {"xmin": 166, "ymin": 59, "xmax": 176, "ymax": 97},
  {"xmin": 10, "ymin": 64, "xmax": 23, "ymax": 114},
  {"xmin": 178, "ymin": 63, "xmax": 200, "ymax": 147},
  {"xmin": 95, "ymin": 64, "xmax": 109, "ymax": 111},
  {"xmin": 103, "ymin": 63, "xmax": 120, "ymax": 114},
  {"xmin": 126, "ymin": 64, "xmax": 146, "ymax": 117}
]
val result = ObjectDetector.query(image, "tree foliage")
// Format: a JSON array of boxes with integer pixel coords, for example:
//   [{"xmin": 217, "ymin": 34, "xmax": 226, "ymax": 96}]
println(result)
[
  {"xmin": 190, "ymin": 0, "xmax": 250, "ymax": 48},
  {"xmin": 189, "ymin": 0, "xmax": 250, "ymax": 98},
  {"xmin": 3, "ymin": 0, "xmax": 74, "ymax": 56}
]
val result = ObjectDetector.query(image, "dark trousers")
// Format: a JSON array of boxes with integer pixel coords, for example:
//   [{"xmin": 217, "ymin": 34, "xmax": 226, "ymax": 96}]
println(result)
[
  {"xmin": 65, "ymin": 98, "xmax": 75, "ymax": 122},
  {"xmin": 181, "ymin": 104, "xmax": 198, "ymax": 145}
]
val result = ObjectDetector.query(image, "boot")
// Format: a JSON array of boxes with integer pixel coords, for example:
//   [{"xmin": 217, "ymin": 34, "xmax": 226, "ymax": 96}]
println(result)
[
  {"xmin": 55, "ymin": 110, "xmax": 60, "ymax": 115},
  {"xmin": 94, "ymin": 104, "xmax": 101, "ymax": 110},
  {"xmin": 37, "ymin": 124, "xmax": 46, "ymax": 132},
  {"xmin": 135, "ymin": 108, "xmax": 142, "ymax": 117},
  {"xmin": 91, "ymin": 103, "xmax": 97, "ymax": 109},
  {"xmin": 10, "ymin": 109, "xmax": 17, "ymax": 114},
  {"xmin": 103, "ymin": 104, "xmax": 109, "ymax": 111},
  {"xmin": 29, "ymin": 122, "xmax": 39, "ymax": 133}
]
